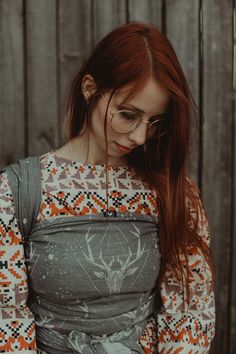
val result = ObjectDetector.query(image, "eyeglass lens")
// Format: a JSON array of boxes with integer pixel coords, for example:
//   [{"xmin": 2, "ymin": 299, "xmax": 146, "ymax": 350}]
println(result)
[{"xmin": 110, "ymin": 111, "xmax": 171, "ymax": 139}]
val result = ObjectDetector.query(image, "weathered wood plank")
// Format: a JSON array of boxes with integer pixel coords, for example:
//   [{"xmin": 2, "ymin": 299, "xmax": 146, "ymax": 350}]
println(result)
[
  {"xmin": 0, "ymin": 0, "xmax": 25, "ymax": 167},
  {"xmin": 59, "ymin": 0, "xmax": 93, "ymax": 144},
  {"xmin": 128, "ymin": 0, "xmax": 162, "ymax": 26},
  {"xmin": 166, "ymin": 0, "xmax": 200, "ymax": 183},
  {"xmin": 202, "ymin": 1, "xmax": 233, "ymax": 353},
  {"xmin": 26, "ymin": 0, "xmax": 58, "ymax": 156},
  {"xmin": 230, "ymin": 6, "xmax": 236, "ymax": 353},
  {"xmin": 91, "ymin": 0, "xmax": 126, "ymax": 44}
]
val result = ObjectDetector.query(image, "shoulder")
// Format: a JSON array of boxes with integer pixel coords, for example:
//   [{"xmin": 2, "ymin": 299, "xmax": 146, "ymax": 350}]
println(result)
[
  {"xmin": 0, "ymin": 151, "xmax": 51, "ymax": 203},
  {"xmin": 1, "ymin": 151, "xmax": 53, "ymax": 175}
]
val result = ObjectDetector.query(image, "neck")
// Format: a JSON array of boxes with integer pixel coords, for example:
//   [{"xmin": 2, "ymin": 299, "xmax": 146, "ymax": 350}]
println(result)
[{"xmin": 57, "ymin": 135, "xmax": 128, "ymax": 166}]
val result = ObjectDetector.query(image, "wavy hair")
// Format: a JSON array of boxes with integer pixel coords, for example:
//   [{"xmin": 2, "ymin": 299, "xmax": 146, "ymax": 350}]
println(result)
[{"xmin": 65, "ymin": 21, "xmax": 215, "ymax": 304}]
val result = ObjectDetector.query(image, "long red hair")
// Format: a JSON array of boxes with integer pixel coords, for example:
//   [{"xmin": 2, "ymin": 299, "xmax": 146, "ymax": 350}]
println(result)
[{"xmin": 65, "ymin": 22, "xmax": 215, "ymax": 304}]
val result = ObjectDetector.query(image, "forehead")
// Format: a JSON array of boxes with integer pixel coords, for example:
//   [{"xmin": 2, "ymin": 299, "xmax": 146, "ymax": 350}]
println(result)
[{"xmin": 112, "ymin": 77, "xmax": 170, "ymax": 113}]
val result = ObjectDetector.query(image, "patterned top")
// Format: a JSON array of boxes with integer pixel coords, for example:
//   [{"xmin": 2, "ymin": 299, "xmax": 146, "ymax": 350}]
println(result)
[{"xmin": 0, "ymin": 151, "xmax": 215, "ymax": 353}]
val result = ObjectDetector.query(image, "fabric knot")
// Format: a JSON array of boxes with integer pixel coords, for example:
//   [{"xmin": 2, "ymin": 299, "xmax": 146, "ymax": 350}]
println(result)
[{"xmin": 66, "ymin": 330, "xmax": 98, "ymax": 353}]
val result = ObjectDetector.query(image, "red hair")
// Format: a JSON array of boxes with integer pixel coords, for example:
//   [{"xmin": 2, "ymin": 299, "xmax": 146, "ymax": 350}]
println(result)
[{"xmin": 65, "ymin": 21, "xmax": 215, "ymax": 304}]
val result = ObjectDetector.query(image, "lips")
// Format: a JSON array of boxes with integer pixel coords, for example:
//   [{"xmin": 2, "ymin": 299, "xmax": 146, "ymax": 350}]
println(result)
[{"xmin": 115, "ymin": 142, "xmax": 132, "ymax": 153}]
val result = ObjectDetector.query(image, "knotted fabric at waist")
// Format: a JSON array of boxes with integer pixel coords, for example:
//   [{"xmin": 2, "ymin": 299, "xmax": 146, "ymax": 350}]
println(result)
[{"xmin": 36, "ymin": 322, "xmax": 148, "ymax": 354}]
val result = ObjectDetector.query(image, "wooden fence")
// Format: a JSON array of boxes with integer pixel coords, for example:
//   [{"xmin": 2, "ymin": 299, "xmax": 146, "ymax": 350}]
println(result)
[{"xmin": 0, "ymin": 0, "xmax": 234, "ymax": 353}]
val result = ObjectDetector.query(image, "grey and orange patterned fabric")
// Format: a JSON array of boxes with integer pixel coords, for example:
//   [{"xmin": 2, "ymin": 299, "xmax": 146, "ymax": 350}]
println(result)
[{"xmin": 0, "ymin": 151, "xmax": 215, "ymax": 353}]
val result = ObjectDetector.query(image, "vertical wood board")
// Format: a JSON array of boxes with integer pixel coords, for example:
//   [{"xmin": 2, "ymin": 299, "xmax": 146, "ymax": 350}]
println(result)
[
  {"xmin": 91, "ymin": 0, "xmax": 126, "ymax": 45},
  {"xmin": 0, "ymin": 0, "xmax": 25, "ymax": 168},
  {"xmin": 230, "ymin": 5, "xmax": 236, "ymax": 353},
  {"xmin": 202, "ymin": 1, "xmax": 233, "ymax": 353},
  {"xmin": 59, "ymin": 0, "xmax": 93, "ymax": 144},
  {"xmin": 166, "ymin": 0, "xmax": 200, "ymax": 183},
  {"xmin": 26, "ymin": 0, "xmax": 58, "ymax": 156},
  {"xmin": 128, "ymin": 0, "xmax": 162, "ymax": 26}
]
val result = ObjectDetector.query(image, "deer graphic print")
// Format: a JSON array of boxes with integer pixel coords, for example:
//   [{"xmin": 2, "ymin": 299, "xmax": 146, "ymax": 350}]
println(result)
[{"xmin": 82, "ymin": 223, "xmax": 147, "ymax": 294}]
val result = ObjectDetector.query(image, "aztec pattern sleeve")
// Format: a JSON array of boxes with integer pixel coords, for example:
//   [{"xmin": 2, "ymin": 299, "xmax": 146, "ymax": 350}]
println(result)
[
  {"xmin": 0, "ymin": 170, "xmax": 37, "ymax": 353},
  {"xmin": 156, "ymin": 178, "xmax": 216, "ymax": 353}
]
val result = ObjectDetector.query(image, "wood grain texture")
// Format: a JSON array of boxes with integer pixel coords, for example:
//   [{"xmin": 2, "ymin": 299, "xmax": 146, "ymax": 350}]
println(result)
[
  {"xmin": 128, "ymin": 0, "xmax": 162, "ymax": 26},
  {"xmin": 91, "ymin": 0, "xmax": 126, "ymax": 45},
  {"xmin": 166, "ymin": 0, "xmax": 200, "ymax": 183},
  {"xmin": 0, "ymin": 0, "xmax": 25, "ymax": 168},
  {"xmin": 26, "ymin": 0, "xmax": 58, "ymax": 156},
  {"xmin": 230, "ymin": 6, "xmax": 236, "ymax": 353},
  {"xmin": 58, "ymin": 0, "xmax": 93, "ymax": 144},
  {"xmin": 201, "ymin": 1, "xmax": 233, "ymax": 353}
]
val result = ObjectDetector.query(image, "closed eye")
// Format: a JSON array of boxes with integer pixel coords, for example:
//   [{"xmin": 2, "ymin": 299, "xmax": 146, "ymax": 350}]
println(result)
[{"xmin": 119, "ymin": 111, "xmax": 137, "ymax": 120}]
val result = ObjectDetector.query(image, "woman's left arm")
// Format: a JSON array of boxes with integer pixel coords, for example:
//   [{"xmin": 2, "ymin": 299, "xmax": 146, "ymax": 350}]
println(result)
[{"xmin": 156, "ymin": 179, "xmax": 215, "ymax": 353}]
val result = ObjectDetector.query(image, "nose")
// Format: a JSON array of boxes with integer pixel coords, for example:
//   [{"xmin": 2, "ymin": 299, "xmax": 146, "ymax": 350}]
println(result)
[{"xmin": 128, "ymin": 122, "xmax": 147, "ymax": 146}]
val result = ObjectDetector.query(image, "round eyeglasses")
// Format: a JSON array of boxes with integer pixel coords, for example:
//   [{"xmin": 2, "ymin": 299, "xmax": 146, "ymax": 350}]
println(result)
[{"xmin": 101, "ymin": 94, "xmax": 171, "ymax": 139}]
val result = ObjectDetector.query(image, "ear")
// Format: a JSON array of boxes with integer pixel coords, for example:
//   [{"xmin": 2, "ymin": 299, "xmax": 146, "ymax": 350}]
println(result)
[{"xmin": 82, "ymin": 74, "xmax": 97, "ymax": 101}]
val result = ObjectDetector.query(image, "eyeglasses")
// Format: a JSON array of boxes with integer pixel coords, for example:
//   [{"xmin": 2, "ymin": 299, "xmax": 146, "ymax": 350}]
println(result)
[{"xmin": 101, "ymin": 94, "xmax": 171, "ymax": 139}]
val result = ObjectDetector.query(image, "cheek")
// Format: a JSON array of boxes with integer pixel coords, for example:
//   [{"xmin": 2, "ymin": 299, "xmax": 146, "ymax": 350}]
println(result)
[
  {"xmin": 90, "ymin": 103, "xmax": 119, "ymax": 142},
  {"xmin": 106, "ymin": 119, "xmax": 117, "ymax": 139},
  {"xmin": 95, "ymin": 115, "xmax": 117, "ymax": 141}
]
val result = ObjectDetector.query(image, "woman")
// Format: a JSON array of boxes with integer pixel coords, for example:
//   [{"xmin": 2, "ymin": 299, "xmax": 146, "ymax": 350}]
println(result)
[{"xmin": 0, "ymin": 22, "xmax": 215, "ymax": 353}]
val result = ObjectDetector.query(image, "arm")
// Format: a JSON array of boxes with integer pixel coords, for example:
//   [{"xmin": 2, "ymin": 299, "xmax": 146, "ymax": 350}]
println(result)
[
  {"xmin": 0, "ymin": 170, "xmax": 37, "ymax": 353},
  {"xmin": 156, "ymin": 178, "xmax": 215, "ymax": 353}
]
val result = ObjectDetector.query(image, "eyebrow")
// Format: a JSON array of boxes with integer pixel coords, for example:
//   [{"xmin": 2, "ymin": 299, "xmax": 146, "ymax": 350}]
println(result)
[{"xmin": 118, "ymin": 103, "xmax": 167, "ymax": 116}]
